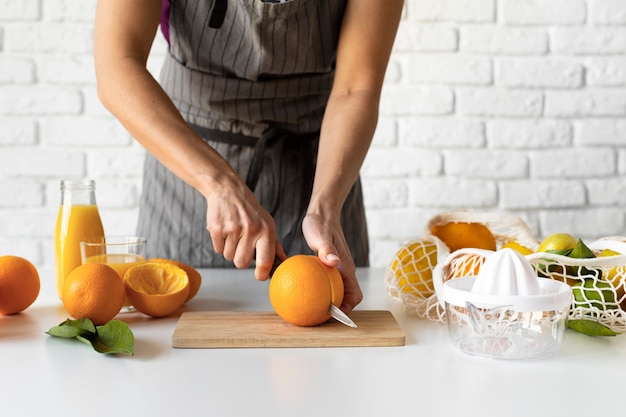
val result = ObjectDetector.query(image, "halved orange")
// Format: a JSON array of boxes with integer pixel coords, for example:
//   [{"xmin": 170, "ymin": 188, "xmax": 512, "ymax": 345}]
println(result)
[
  {"xmin": 149, "ymin": 258, "xmax": 202, "ymax": 302},
  {"xmin": 124, "ymin": 262, "xmax": 189, "ymax": 317}
]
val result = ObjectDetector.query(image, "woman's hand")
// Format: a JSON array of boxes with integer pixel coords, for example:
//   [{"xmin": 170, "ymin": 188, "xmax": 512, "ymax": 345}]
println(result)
[
  {"xmin": 302, "ymin": 212, "xmax": 363, "ymax": 314},
  {"xmin": 201, "ymin": 171, "xmax": 285, "ymax": 281}
]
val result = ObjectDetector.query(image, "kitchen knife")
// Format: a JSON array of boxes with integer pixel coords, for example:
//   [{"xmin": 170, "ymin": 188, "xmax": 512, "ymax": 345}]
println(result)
[
  {"xmin": 329, "ymin": 304, "xmax": 358, "ymax": 328},
  {"xmin": 269, "ymin": 255, "xmax": 282, "ymax": 277}
]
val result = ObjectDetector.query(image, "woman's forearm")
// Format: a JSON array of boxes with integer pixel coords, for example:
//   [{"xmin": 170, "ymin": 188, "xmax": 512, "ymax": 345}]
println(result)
[
  {"xmin": 93, "ymin": 0, "xmax": 240, "ymax": 199},
  {"xmin": 96, "ymin": 56, "xmax": 234, "ymax": 196},
  {"xmin": 307, "ymin": 90, "xmax": 379, "ymax": 218},
  {"xmin": 307, "ymin": 0, "xmax": 403, "ymax": 219}
]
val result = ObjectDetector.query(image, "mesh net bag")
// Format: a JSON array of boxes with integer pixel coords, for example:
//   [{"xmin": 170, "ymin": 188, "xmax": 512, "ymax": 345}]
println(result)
[
  {"xmin": 525, "ymin": 238, "xmax": 626, "ymax": 333},
  {"xmin": 385, "ymin": 210, "xmax": 626, "ymax": 332},
  {"xmin": 385, "ymin": 210, "xmax": 537, "ymax": 322}
]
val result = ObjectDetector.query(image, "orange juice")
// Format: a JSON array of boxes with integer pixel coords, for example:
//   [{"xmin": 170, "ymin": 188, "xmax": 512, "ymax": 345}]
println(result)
[
  {"xmin": 55, "ymin": 204, "xmax": 105, "ymax": 297},
  {"xmin": 84, "ymin": 253, "xmax": 145, "ymax": 306}
]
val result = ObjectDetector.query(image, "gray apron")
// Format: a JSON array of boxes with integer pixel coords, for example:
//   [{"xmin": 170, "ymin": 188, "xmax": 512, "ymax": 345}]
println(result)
[{"xmin": 137, "ymin": 0, "xmax": 369, "ymax": 267}]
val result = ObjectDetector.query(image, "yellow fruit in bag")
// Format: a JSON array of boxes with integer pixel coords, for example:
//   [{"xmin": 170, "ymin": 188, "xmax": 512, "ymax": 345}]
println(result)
[
  {"xmin": 599, "ymin": 249, "xmax": 626, "ymax": 309},
  {"xmin": 599, "ymin": 249, "xmax": 625, "ymax": 284},
  {"xmin": 501, "ymin": 240, "xmax": 534, "ymax": 255},
  {"xmin": 389, "ymin": 239, "xmax": 438, "ymax": 298},
  {"xmin": 537, "ymin": 233, "xmax": 577, "ymax": 253}
]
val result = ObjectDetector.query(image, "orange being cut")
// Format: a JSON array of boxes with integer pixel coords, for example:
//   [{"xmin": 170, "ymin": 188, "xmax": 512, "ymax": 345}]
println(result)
[
  {"xmin": 431, "ymin": 222, "xmax": 497, "ymax": 252},
  {"xmin": 149, "ymin": 258, "xmax": 201, "ymax": 302},
  {"xmin": 269, "ymin": 254, "xmax": 344, "ymax": 327},
  {"xmin": 124, "ymin": 262, "xmax": 189, "ymax": 317},
  {"xmin": 0, "ymin": 256, "xmax": 40, "ymax": 315},
  {"xmin": 62, "ymin": 263, "xmax": 125, "ymax": 325}
]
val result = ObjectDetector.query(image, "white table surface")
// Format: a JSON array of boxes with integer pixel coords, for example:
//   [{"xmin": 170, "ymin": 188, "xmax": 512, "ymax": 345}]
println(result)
[{"xmin": 2, "ymin": 267, "xmax": 624, "ymax": 417}]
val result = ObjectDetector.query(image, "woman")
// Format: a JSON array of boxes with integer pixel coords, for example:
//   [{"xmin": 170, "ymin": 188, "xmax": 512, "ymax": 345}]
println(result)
[{"xmin": 94, "ymin": 0, "xmax": 403, "ymax": 314}]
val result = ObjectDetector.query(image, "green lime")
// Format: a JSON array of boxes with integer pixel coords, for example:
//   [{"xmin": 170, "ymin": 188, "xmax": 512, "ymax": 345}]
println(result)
[{"xmin": 572, "ymin": 279, "xmax": 618, "ymax": 310}]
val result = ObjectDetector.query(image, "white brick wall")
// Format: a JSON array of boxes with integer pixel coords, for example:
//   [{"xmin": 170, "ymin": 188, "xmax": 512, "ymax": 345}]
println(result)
[
  {"xmin": 370, "ymin": 0, "xmax": 626, "ymax": 266},
  {"xmin": 1, "ymin": 0, "xmax": 625, "ymax": 271}
]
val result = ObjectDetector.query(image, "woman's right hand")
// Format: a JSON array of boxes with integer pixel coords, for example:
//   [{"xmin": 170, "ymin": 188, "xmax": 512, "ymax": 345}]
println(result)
[{"xmin": 201, "ymin": 171, "xmax": 285, "ymax": 281}]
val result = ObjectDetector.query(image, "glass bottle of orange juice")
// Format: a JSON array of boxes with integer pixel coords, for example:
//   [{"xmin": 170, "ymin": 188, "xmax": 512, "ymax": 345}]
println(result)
[{"xmin": 54, "ymin": 179, "xmax": 105, "ymax": 298}]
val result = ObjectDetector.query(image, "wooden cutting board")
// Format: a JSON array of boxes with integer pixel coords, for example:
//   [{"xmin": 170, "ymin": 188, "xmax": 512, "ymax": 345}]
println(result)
[{"xmin": 172, "ymin": 310, "xmax": 405, "ymax": 348}]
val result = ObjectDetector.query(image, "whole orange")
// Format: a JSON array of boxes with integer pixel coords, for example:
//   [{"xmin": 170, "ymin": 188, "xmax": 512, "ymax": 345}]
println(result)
[
  {"xmin": 269, "ymin": 254, "xmax": 344, "ymax": 327},
  {"xmin": 62, "ymin": 263, "xmax": 125, "ymax": 325},
  {"xmin": 124, "ymin": 262, "xmax": 190, "ymax": 317},
  {"xmin": 149, "ymin": 258, "xmax": 201, "ymax": 302},
  {"xmin": 431, "ymin": 222, "xmax": 497, "ymax": 252},
  {"xmin": 0, "ymin": 256, "xmax": 40, "ymax": 315}
]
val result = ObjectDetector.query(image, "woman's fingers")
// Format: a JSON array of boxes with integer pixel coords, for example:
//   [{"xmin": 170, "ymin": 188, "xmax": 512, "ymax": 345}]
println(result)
[
  {"xmin": 302, "ymin": 213, "xmax": 363, "ymax": 313},
  {"xmin": 206, "ymin": 195, "xmax": 280, "ymax": 276}
]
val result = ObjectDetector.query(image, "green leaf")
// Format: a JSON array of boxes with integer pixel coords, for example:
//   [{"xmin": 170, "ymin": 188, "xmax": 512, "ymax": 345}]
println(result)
[
  {"xmin": 569, "ymin": 239, "xmax": 595, "ymax": 259},
  {"xmin": 46, "ymin": 318, "xmax": 134, "ymax": 356},
  {"xmin": 92, "ymin": 320, "xmax": 135, "ymax": 355},
  {"xmin": 46, "ymin": 318, "xmax": 96, "ymax": 338},
  {"xmin": 75, "ymin": 334, "xmax": 98, "ymax": 348},
  {"xmin": 567, "ymin": 239, "xmax": 602, "ymax": 278},
  {"xmin": 568, "ymin": 319, "xmax": 619, "ymax": 337}
]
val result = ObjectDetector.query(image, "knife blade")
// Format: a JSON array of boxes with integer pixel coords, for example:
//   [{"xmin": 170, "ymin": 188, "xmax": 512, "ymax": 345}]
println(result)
[{"xmin": 329, "ymin": 304, "xmax": 358, "ymax": 328}]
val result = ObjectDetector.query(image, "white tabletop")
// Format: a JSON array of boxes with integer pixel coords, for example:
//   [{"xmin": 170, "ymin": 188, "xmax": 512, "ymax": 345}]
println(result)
[{"xmin": 2, "ymin": 267, "xmax": 624, "ymax": 417}]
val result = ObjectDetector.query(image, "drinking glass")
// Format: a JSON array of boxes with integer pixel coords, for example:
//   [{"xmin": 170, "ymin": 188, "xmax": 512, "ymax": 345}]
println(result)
[{"xmin": 80, "ymin": 236, "xmax": 147, "ymax": 313}]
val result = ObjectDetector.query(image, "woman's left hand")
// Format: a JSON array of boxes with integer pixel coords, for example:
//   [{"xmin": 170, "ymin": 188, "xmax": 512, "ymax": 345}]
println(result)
[{"xmin": 302, "ymin": 213, "xmax": 363, "ymax": 314}]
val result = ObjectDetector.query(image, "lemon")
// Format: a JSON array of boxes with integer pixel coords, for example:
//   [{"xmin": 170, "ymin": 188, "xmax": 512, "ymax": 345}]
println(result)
[
  {"xmin": 599, "ymin": 249, "xmax": 623, "ymax": 283},
  {"xmin": 600, "ymin": 249, "xmax": 622, "ymax": 257},
  {"xmin": 599, "ymin": 249, "xmax": 626, "ymax": 309},
  {"xmin": 389, "ymin": 239, "xmax": 438, "ymax": 298},
  {"xmin": 537, "ymin": 233, "xmax": 578, "ymax": 254},
  {"xmin": 600, "ymin": 249, "xmax": 625, "ymax": 282},
  {"xmin": 501, "ymin": 241, "xmax": 533, "ymax": 255}
]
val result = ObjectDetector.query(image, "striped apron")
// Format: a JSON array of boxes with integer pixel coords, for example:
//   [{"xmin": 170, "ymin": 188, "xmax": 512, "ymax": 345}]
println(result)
[{"xmin": 137, "ymin": 0, "xmax": 369, "ymax": 267}]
